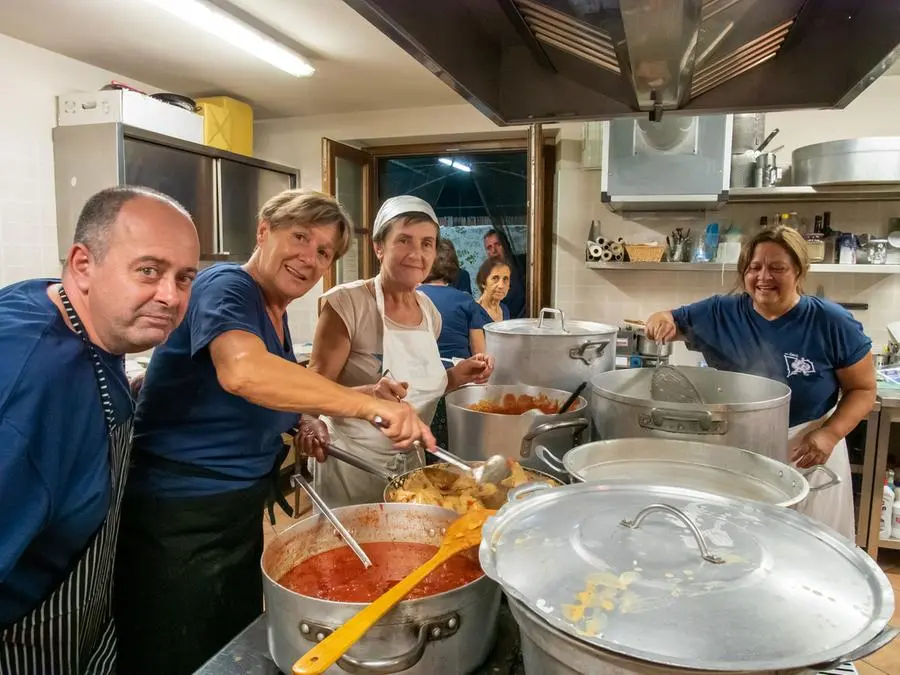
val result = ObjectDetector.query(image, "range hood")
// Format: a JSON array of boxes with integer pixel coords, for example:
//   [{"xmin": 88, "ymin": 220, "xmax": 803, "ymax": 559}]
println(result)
[{"xmin": 342, "ymin": 0, "xmax": 900, "ymax": 124}]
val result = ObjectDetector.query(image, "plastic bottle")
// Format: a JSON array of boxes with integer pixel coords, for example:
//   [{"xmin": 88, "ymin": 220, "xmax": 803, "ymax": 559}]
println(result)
[
  {"xmin": 892, "ymin": 489, "xmax": 900, "ymax": 540},
  {"xmin": 882, "ymin": 476, "xmax": 894, "ymax": 539}
]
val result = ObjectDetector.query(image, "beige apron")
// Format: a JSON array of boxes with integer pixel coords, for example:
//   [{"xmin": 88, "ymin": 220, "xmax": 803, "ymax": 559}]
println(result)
[
  {"xmin": 313, "ymin": 275, "xmax": 448, "ymax": 507},
  {"xmin": 788, "ymin": 410, "xmax": 855, "ymax": 542}
]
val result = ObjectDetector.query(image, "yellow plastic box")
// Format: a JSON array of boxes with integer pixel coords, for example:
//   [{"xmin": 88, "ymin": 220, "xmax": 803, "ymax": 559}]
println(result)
[{"xmin": 195, "ymin": 96, "xmax": 254, "ymax": 156}]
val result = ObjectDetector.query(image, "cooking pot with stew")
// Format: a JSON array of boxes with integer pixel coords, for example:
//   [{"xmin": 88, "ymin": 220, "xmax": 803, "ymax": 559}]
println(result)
[
  {"xmin": 444, "ymin": 384, "xmax": 589, "ymax": 480},
  {"xmin": 481, "ymin": 482, "xmax": 897, "ymax": 675},
  {"xmin": 262, "ymin": 503, "xmax": 501, "ymax": 674}
]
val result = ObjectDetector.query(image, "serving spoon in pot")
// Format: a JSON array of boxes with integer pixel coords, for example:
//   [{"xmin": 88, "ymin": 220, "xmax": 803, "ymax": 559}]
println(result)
[{"xmin": 291, "ymin": 508, "xmax": 495, "ymax": 675}]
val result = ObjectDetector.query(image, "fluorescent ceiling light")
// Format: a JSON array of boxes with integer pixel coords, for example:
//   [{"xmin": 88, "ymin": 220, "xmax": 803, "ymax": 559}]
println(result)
[
  {"xmin": 438, "ymin": 157, "xmax": 472, "ymax": 172},
  {"xmin": 146, "ymin": 0, "xmax": 315, "ymax": 77}
]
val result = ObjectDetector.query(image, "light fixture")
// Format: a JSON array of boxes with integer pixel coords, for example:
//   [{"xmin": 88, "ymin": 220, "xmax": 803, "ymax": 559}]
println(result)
[
  {"xmin": 438, "ymin": 157, "xmax": 472, "ymax": 172},
  {"xmin": 146, "ymin": 0, "xmax": 315, "ymax": 77}
]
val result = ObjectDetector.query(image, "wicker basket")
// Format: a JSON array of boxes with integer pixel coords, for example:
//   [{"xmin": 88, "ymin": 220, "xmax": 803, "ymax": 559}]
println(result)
[{"xmin": 624, "ymin": 244, "xmax": 667, "ymax": 263}]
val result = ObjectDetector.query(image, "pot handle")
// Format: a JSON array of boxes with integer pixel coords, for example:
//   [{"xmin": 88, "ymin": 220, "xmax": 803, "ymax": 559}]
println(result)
[
  {"xmin": 801, "ymin": 464, "xmax": 841, "ymax": 493},
  {"xmin": 620, "ymin": 503, "xmax": 726, "ymax": 565},
  {"xmin": 639, "ymin": 408, "xmax": 727, "ymax": 435},
  {"xmin": 537, "ymin": 307, "xmax": 568, "ymax": 332},
  {"xmin": 534, "ymin": 445, "xmax": 567, "ymax": 475},
  {"xmin": 811, "ymin": 625, "xmax": 900, "ymax": 670},
  {"xmin": 569, "ymin": 340, "xmax": 610, "ymax": 365},
  {"xmin": 298, "ymin": 614, "xmax": 460, "ymax": 674},
  {"xmin": 325, "ymin": 444, "xmax": 397, "ymax": 481},
  {"xmin": 507, "ymin": 482, "xmax": 553, "ymax": 502},
  {"xmin": 520, "ymin": 419, "xmax": 588, "ymax": 458}
]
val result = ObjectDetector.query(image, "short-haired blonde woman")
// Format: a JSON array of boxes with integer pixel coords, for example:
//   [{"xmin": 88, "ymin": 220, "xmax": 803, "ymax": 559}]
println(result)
[
  {"xmin": 645, "ymin": 226, "xmax": 876, "ymax": 541},
  {"xmin": 114, "ymin": 190, "xmax": 434, "ymax": 675},
  {"xmin": 307, "ymin": 195, "xmax": 495, "ymax": 507}
]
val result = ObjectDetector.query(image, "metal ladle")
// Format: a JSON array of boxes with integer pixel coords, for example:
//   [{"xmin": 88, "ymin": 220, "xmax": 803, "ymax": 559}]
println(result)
[{"xmin": 413, "ymin": 441, "xmax": 512, "ymax": 486}]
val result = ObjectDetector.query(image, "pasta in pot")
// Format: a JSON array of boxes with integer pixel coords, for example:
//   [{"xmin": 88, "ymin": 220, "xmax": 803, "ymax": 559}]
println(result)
[{"xmin": 468, "ymin": 393, "xmax": 560, "ymax": 415}]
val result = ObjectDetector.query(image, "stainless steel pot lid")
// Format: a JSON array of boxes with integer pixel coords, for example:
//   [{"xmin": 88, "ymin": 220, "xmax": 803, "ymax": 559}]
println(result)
[
  {"xmin": 485, "ymin": 307, "xmax": 617, "ymax": 337},
  {"xmin": 478, "ymin": 482, "xmax": 893, "ymax": 672}
]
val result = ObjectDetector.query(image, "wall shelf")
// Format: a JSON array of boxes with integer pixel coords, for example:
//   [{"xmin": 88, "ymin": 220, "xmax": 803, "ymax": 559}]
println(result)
[
  {"xmin": 586, "ymin": 262, "xmax": 900, "ymax": 274},
  {"xmin": 727, "ymin": 185, "xmax": 900, "ymax": 203}
]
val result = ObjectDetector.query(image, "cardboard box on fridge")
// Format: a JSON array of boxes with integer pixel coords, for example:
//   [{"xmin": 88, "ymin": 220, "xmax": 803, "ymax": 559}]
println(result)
[{"xmin": 195, "ymin": 96, "xmax": 254, "ymax": 156}]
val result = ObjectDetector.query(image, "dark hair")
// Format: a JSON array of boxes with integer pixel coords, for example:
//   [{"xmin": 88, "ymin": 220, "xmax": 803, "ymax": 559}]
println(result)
[
  {"xmin": 736, "ymin": 225, "xmax": 810, "ymax": 293},
  {"xmin": 73, "ymin": 185, "xmax": 192, "ymax": 261},
  {"xmin": 424, "ymin": 239, "xmax": 460, "ymax": 284},
  {"xmin": 476, "ymin": 258, "xmax": 511, "ymax": 292}
]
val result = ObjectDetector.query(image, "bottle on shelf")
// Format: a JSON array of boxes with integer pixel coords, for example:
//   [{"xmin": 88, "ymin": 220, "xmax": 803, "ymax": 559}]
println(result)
[{"xmin": 882, "ymin": 475, "xmax": 894, "ymax": 539}]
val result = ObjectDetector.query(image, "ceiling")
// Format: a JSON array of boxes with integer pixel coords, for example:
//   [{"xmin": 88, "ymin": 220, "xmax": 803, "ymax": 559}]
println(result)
[{"xmin": 0, "ymin": 0, "xmax": 465, "ymax": 119}]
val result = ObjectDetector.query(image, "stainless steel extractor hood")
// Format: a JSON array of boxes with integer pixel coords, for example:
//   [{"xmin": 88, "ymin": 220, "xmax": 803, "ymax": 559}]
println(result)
[{"xmin": 342, "ymin": 0, "xmax": 900, "ymax": 125}]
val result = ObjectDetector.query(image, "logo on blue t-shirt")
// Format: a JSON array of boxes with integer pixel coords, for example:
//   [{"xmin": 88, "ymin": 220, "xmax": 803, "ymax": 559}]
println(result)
[{"xmin": 784, "ymin": 353, "xmax": 816, "ymax": 378}]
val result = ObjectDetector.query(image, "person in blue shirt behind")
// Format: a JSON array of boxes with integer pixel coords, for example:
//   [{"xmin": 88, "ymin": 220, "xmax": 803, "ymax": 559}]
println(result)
[
  {"xmin": 476, "ymin": 257, "xmax": 512, "ymax": 322},
  {"xmin": 442, "ymin": 239, "xmax": 473, "ymax": 295},
  {"xmin": 483, "ymin": 228, "xmax": 526, "ymax": 317},
  {"xmin": 0, "ymin": 186, "xmax": 200, "ymax": 674},
  {"xmin": 113, "ymin": 189, "xmax": 435, "ymax": 675},
  {"xmin": 645, "ymin": 225, "xmax": 876, "ymax": 541},
  {"xmin": 419, "ymin": 239, "xmax": 492, "ymax": 447}
]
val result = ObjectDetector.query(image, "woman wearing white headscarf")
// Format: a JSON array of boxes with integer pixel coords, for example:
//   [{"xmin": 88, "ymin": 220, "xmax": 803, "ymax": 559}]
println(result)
[{"xmin": 303, "ymin": 196, "xmax": 495, "ymax": 506}]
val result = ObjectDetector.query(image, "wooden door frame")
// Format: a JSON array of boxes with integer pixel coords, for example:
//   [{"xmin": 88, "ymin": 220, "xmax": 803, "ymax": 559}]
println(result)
[
  {"xmin": 321, "ymin": 134, "xmax": 556, "ymax": 314},
  {"xmin": 321, "ymin": 138, "xmax": 377, "ymax": 290}
]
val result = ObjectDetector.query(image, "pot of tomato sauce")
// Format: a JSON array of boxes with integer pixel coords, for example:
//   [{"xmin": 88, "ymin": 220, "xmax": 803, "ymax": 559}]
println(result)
[
  {"xmin": 262, "ymin": 503, "xmax": 501, "ymax": 674},
  {"xmin": 444, "ymin": 384, "xmax": 589, "ymax": 481}
]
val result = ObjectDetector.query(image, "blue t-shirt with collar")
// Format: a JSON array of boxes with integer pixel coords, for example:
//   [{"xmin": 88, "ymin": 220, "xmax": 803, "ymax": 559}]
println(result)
[
  {"xmin": 418, "ymin": 284, "xmax": 491, "ymax": 363},
  {"xmin": 0, "ymin": 279, "xmax": 132, "ymax": 625},
  {"xmin": 130, "ymin": 264, "xmax": 298, "ymax": 498},
  {"xmin": 671, "ymin": 293, "xmax": 872, "ymax": 427}
]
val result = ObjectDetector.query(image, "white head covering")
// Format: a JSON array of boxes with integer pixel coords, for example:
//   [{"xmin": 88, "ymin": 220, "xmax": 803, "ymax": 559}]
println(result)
[{"xmin": 372, "ymin": 195, "xmax": 438, "ymax": 240}]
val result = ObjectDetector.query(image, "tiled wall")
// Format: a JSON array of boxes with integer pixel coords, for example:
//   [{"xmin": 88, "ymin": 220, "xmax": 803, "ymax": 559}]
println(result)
[
  {"xmin": 0, "ymin": 33, "xmax": 157, "ymax": 287},
  {"xmin": 551, "ymin": 125, "xmax": 900, "ymax": 360}
]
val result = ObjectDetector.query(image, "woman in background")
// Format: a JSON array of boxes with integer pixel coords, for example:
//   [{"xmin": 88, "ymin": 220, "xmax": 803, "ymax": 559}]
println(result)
[
  {"xmin": 420, "ymin": 239, "xmax": 492, "ymax": 447},
  {"xmin": 645, "ymin": 226, "xmax": 876, "ymax": 541},
  {"xmin": 476, "ymin": 257, "xmax": 512, "ymax": 322},
  {"xmin": 443, "ymin": 239, "xmax": 473, "ymax": 295}
]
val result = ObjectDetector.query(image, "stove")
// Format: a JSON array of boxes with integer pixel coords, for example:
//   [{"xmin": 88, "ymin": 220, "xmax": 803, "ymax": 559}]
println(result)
[{"xmin": 194, "ymin": 602, "xmax": 858, "ymax": 675}]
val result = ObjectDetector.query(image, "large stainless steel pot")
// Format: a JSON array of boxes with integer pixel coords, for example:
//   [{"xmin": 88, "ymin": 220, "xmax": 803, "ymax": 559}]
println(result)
[
  {"xmin": 262, "ymin": 503, "xmax": 501, "ymax": 674},
  {"xmin": 481, "ymin": 483, "xmax": 897, "ymax": 675},
  {"xmin": 534, "ymin": 438, "xmax": 840, "ymax": 508},
  {"xmin": 591, "ymin": 367, "xmax": 791, "ymax": 461},
  {"xmin": 444, "ymin": 384, "xmax": 589, "ymax": 479},
  {"xmin": 485, "ymin": 308, "xmax": 617, "ymax": 401}
]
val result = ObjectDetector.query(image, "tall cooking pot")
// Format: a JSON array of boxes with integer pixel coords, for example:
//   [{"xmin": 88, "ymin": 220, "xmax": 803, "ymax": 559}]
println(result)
[
  {"xmin": 444, "ymin": 384, "xmax": 589, "ymax": 479},
  {"xmin": 481, "ymin": 482, "xmax": 897, "ymax": 675},
  {"xmin": 485, "ymin": 308, "xmax": 617, "ymax": 402},
  {"xmin": 591, "ymin": 367, "xmax": 791, "ymax": 461},
  {"xmin": 262, "ymin": 503, "xmax": 500, "ymax": 674}
]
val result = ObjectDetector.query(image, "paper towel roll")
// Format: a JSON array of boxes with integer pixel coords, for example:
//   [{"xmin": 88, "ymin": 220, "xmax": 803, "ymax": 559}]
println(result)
[
  {"xmin": 609, "ymin": 242, "xmax": 624, "ymax": 256},
  {"xmin": 588, "ymin": 243, "xmax": 604, "ymax": 259},
  {"xmin": 614, "ymin": 253, "xmax": 624, "ymax": 262},
  {"xmin": 595, "ymin": 237, "xmax": 607, "ymax": 247},
  {"xmin": 600, "ymin": 249, "xmax": 614, "ymax": 262},
  {"xmin": 616, "ymin": 237, "xmax": 626, "ymax": 244}
]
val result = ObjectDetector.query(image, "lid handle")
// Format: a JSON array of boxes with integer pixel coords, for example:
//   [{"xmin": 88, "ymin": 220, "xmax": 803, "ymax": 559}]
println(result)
[
  {"xmin": 538, "ymin": 307, "xmax": 568, "ymax": 333},
  {"xmin": 620, "ymin": 503, "xmax": 725, "ymax": 564}
]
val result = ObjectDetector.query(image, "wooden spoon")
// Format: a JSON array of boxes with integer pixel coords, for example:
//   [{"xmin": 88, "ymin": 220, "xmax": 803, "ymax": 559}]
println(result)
[{"xmin": 291, "ymin": 508, "xmax": 496, "ymax": 675}]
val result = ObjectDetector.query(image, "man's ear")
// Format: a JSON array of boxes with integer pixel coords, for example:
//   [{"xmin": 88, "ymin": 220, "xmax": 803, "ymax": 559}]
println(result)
[{"xmin": 66, "ymin": 243, "xmax": 94, "ymax": 292}]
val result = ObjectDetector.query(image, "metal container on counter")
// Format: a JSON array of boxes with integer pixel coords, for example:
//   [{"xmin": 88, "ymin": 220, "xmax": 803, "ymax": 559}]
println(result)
[
  {"xmin": 634, "ymin": 332, "xmax": 672, "ymax": 358},
  {"xmin": 534, "ymin": 438, "xmax": 839, "ymax": 508},
  {"xmin": 262, "ymin": 503, "xmax": 500, "ymax": 674},
  {"xmin": 444, "ymin": 384, "xmax": 589, "ymax": 479},
  {"xmin": 793, "ymin": 137, "xmax": 900, "ymax": 185},
  {"xmin": 485, "ymin": 308, "xmax": 617, "ymax": 404},
  {"xmin": 481, "ymin": 482, "xmax": 897, "ymax": 675},
  {"xmin": 590, "ymin": 367, "xmax": 791, "ymax": 462}
]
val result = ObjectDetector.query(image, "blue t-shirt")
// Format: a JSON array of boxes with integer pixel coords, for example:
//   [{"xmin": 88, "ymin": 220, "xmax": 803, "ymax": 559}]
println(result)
[
  {"xmin": 131, "ymin": 264, "xmax": 298, "ymax": 498},
  {"xmin": 671, "ymin": 294, "xmax": 872, "ymax": 426},
  {"xmin": 504, "ymin": 254, "xmax": 527, "ymax": 319},
  {"xmin": 0, "ymin": 279, "xmax": 131, "ymax": 625},
  {"xmin": 452, "ymin": 270, "xmax": 473, "ymax": 295},
  {"xmin": 419, "ymin": 284, "xmax": 490, "ymax": 362}
]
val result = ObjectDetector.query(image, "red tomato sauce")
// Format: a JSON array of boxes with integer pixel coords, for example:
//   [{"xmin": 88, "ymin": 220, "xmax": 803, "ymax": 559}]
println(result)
[{"xmin": 278, "ymin": 542, "xmax": 483, "ymax": 602}]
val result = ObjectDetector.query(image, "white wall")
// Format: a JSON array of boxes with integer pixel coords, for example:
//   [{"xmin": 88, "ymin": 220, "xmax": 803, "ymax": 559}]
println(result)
[
  {"xmin": 0, "ymin": 33, "xmax": 158, "ymax": 287},
  {"xmin": 255, "ymin": 75, "xmax": 900, "ymax": 351}
]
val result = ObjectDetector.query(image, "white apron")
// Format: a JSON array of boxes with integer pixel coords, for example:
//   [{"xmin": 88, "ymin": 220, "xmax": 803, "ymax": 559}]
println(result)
[
  {"xmin": 787, "ymin": 410, "xmax": 855, "ymax": 542},
  {"xmin": 313, "ymin": 275, "xmax": 449, "ymax": 507}
]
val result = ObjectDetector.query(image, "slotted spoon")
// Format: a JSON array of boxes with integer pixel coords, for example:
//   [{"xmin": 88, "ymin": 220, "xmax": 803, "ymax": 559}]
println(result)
[{"xmin": 650, "ymin": 340, "xmax": 704, "ymax": 404}]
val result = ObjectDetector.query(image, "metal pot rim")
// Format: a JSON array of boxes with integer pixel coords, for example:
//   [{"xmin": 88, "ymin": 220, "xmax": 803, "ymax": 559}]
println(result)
[
  {"xmin": 261, "ymin": 503, "xmax": 489, "ymax": 609},
  {"xmin": 444, "ymin": 384, "xmax": 588, "ymax": 416},
  {"xmin": 484, "ymin": 320, "xmax": 619, "ymax": 337}
]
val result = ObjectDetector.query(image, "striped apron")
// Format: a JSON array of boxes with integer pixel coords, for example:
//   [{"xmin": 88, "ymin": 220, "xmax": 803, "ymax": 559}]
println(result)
[{"xmin": 0, "ymin": 286, "xmax": 133, "ymax": 675}]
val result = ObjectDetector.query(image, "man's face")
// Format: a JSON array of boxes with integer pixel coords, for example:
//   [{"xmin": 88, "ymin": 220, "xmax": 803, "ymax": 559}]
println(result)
[
  {"xmin": 84, "ymin": 197, "xmax": 200, "ymax": 353},
  {"xmin": 484, "ymin": 233, "xmax": 504, "ymax": 260}
]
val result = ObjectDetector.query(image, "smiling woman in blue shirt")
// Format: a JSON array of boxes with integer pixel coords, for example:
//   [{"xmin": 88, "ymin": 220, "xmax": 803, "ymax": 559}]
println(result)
[
  {"xmin": 645, "ymin": 225, "xmax": 876, "ymax": 541},
  {"xmin": 113, "ymin": 189, "xmax": 435, "ymax": 675}
]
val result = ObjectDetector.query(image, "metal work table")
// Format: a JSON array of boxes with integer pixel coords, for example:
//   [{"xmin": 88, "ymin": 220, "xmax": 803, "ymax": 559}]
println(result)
[{"xmin": 865, "ymin": 386, "xmax": 900, "ymax": 558}]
